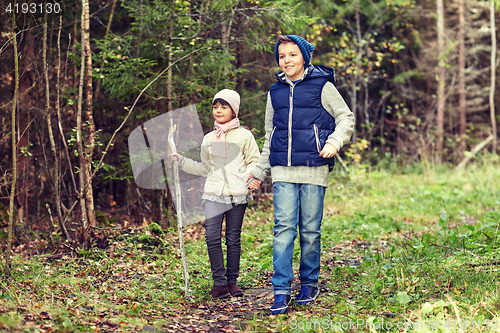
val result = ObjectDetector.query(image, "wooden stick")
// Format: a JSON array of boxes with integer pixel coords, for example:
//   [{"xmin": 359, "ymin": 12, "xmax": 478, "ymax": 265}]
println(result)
[
  {"xmin": 335, "ymin": 154, "xmax": 349, "ymax": 173},
  {"xmin": 456, "ymin": 135, "xmax": 494, "ymax": 168},
  {"xmin": 168, "ymin": 118, "xmax": 190, "ymax": 299},
  {"xmin": 430, "ymin": 243, "xmax": 486, "ymax": 259},
  {"xmin": 45, "ymin": 204, "xmax": 57, "ymax": 228},
  {"xmin": 466, "ymin": 261, "xmax": 500, "ymax": 267}
]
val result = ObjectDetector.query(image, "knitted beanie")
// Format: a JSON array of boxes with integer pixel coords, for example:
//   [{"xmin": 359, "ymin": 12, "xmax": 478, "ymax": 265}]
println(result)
[
  {"xmin": 274, "ymin": 35, "xmax": 316, "ymax": 67},
  {"xmin": 212, "ymin": 89, "xmax": 241, "ymax": 117}
]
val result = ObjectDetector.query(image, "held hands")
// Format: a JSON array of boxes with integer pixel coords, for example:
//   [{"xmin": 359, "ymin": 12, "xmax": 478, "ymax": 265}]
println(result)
[
  {"xmin": 243, "ymin": 144, "xmax": 337, "ymax": 191},
  {"xmin": 245, "ymin": 174, "xmax": 262, "ymax": 190},
  {"xmin": 243, "ymin": 144, "xmax": 336, "ymax": 191},
  {"xmin": 319, "ymin": 143, "xmax": 338, "ymax": 159}
]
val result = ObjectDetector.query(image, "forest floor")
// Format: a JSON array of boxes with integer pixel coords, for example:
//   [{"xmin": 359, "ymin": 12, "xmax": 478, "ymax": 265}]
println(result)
[{"xmin": 1, "ymin": 156, "xmax": 500, "ymax": 332}]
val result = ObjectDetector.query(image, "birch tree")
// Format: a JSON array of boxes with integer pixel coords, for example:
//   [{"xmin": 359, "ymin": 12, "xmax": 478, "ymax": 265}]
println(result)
[
  {"xmin": 82, "ymin": 0, "xmax": 97, "ymax": 229},
  {"xmin": 77, "ymin": 1, "xmax": 90, "ymax": 248},
  {"xmin": 5, "ymin": 4, "xmax": 19, "ymax": 277},
  {"xmin": 490, "ymin": 0, "xmax": 497, "ymax": 153},
  {"xmin": 457, "ymin": 0, "xmax": 466, "ymax": 160},
  {"xmin": 436, "ymin": 0, "xmax": 445, "ymax": 163}
]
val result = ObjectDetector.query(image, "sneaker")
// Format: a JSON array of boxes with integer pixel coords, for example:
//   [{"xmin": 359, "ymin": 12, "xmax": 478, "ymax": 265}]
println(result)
[
  {"xmin": 295, "ymin": 285, "xmax": 320, "ymax": 305},
  {"xmin": 270, "ymin": 294, "xmax": 291, "ymax": 315},
  {"xmin": 209, "ymin": 285, "xmax": 230, "ymax": 299},
  {"xmin": 228, "ymin": 283, "xmax": 244, "ymax": 297}
]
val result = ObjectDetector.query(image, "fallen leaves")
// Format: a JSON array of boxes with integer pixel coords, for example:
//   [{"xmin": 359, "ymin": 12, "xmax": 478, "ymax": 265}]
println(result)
[{"xmin": 0, "ymin": 222, "xmax": 284, "ymax": 332}]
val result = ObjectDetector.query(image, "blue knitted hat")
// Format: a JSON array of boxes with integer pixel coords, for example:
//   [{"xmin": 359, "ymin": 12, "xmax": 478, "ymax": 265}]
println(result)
[{"xmin": 274, "ymin": 35, "xmax": 316, "ymax": 67}]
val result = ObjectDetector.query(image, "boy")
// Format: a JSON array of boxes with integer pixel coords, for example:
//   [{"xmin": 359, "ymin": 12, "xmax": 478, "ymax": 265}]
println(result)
[{"xmin": 247, "ymin": 35, "xmax": 355, "ymax": 314}]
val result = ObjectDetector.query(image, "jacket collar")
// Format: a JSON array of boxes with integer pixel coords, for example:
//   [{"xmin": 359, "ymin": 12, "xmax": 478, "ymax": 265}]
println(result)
[
  {"xmin": 276, "ymin": 65, "xmax": 314, "ymax": 85},
  {"xmin": 276, "ymin": 65, "xmax": 336, "ymax": 86}
]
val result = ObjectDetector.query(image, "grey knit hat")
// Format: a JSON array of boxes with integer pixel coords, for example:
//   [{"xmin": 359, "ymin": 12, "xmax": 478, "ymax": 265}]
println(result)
[{"xmin": 212, "ymin": 89, "xmax": 240, "ymax": 116}]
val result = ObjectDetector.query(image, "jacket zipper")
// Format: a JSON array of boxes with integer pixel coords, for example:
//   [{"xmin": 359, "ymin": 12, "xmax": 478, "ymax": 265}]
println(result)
[
  {"xmin": 288, "ymin": 86, "xmax": 294, "ymax": 166},
  {"xmin": 313, "ymin": 124, "xmax": 321, "ymax": 152}
]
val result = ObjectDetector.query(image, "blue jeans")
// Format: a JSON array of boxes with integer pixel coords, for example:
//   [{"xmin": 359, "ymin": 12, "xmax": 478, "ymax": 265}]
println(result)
[{"xmin": 271, "ymin": 182, "xmax": 325, "ymax": 295}]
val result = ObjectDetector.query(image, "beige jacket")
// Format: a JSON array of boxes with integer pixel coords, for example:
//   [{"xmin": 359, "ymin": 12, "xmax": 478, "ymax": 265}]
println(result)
[{"xmin": 180, "ymin": 127, "xmax": 260, "ymax": 196}]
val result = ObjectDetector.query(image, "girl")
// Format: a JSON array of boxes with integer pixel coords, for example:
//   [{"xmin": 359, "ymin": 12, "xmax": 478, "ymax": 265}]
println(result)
[{"xmin": 172, "ymin": 89, "xmax": 260, "ymax": 299}]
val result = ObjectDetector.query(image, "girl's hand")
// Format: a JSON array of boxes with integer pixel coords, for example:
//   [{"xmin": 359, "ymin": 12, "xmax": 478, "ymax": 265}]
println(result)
[
  {"xmin": 171, "ymin": 153, "xmax": 182, "ymax": 162},
  {"xmin": 245, "ymin": 174, "xmax": 262, "ymax": 190},
  {"xmin": 319, "ymin": 143, "xmax": 338, "ymax": 159},
  {"xmin": 247, "ymin": 179, "xmax": 262, "ymax": 190}
]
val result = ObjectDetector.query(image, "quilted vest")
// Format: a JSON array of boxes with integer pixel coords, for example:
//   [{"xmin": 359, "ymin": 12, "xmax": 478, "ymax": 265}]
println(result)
[{"xmin": 269, "ymin": 65, "xmax": 336, "ymax": 171}]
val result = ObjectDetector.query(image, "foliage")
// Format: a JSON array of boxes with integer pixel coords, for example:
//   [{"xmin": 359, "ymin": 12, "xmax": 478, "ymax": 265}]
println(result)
[{"xmin": 344, "ymin": 138, "xmax": 370, "ymax": 164}]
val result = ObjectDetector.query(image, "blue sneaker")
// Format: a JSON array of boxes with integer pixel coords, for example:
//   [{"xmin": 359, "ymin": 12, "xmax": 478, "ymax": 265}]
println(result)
[
  {"xmin": 295, "ymin": 285, "xmax": 320, "ymax": 305},
  {"xmin": 270, "ymin": 294, "xmax": 291, "ymax": 315}
]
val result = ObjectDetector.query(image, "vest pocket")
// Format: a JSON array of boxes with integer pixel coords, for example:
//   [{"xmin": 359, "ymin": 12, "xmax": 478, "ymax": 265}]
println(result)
[
  {"xmin": 269, "ymin": 126, "xmax": 276, "ymax": 151},
  {"xmin": 313, "ymin": 124, "xmax": 321, "ymax": 153}
]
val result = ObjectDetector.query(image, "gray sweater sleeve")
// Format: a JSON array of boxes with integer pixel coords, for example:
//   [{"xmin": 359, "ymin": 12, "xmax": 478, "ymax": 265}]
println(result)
[
  {"xmin": 321, "ymin": 82, "xmax": 355, "ymax": 150},
  {"xmin": 249, "ymin": 92, "xmax": 274, "ymax": 181}
]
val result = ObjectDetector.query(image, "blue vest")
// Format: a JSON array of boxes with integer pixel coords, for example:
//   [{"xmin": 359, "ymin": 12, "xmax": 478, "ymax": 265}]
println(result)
[{"xmin": 269, "ymin": 65, "xmax": 336, "ymax": 171}]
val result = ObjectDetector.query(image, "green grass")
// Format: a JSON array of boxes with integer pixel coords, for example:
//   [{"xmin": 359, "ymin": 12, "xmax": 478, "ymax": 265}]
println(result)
[
  {"xmin": 0, "ymin": 155, "xmax": 499, "ymax": 332},
  {"xmin": 241, "ymin": 155, "xmax": 500, "ymax": 332}
]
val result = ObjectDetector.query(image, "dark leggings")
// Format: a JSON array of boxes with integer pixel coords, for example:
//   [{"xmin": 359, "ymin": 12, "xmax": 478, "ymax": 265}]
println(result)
[{"xmin": 204, "ymin": 201, "xmax": 248, "ymax": 286}]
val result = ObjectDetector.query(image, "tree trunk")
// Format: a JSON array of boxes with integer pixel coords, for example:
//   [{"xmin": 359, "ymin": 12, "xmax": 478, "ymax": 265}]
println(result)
[
  {"xmin": 58, "ymin": 17, "xmax": 79, "ymax": 206},
  {"xmin": 168, "ymin": 2, "xmax": 174, "ymax": 113},
  {"xmin": 77, "ymin": 1, "xmax": 90, "ymax": 249},
  {"xmin": 165, "ymin": 1, "xmax": 175, "ymax": 227},
  {"xmin": 82, "ymin": 0, "xmax": 97, "ymax": 228},
  {"xmin": 5, "ymin": 9, "xmax": 19, "ymax": 277},
  {"xmin": 350, "ymin": 77, "xmax": 358, "ymax": 144},
  {"xmin": 57, "ymin": 16, "xmax": 72, "ymax": 241},
  {"xmin": 159, "ymin": 190, "xmax": 164, "ymax": 226},
  {"xmin": 349, "ymin": 0, "xmax": 363, "ymax": 145},
  {"xmin": 436, "ymin": 0, "xmax": 445, "ymax": 163},
  {"xmin": 165, "ymin": 186, "xmax": 173, "ymax": 229},
  {"xmin": 136, "ymin": 0, "xmax": 143, "ymax": 59},
  {"xmin": 490, "ymin": 0, "xmax": 497, "ymax": 153},
  {"xmin": 457, "ymin": 0, "xmax": 466, "ymax": 161},
  {"xmin": 95, "ymin": 0, "xmax": 118, "ymax": 102},
  {"xmin": 15, "ymin": 24, "xmax": 36, "ymax": 229},
  {"xmin": 44, "ymin": 14, "xmax": 71, "ymax": 241},
  {"xmin": 220, "ymin": 3, "xmax": 235, "ymax": 77},
  {"xmin": 73, "ymin": 16, "xmax": 79, "ymax": 98},
  {"xmin": 160, "ymin": 2, "xmax": 175, "ymax": 228}
]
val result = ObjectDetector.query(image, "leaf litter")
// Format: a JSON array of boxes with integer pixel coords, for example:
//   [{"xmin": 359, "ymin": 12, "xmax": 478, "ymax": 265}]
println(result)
[{"xmin": 0, "ymin": 213, "xmax": 392, "ymax": 333}]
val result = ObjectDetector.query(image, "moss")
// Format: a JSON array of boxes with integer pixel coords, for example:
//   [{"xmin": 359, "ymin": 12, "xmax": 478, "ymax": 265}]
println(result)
[
  {"xmin": 149, "ymin": 222, "xmax": 164, "ymax": 236},
  {"xmin": 138, "ymin": 234, "xmax": 151, "ymax": 244}
]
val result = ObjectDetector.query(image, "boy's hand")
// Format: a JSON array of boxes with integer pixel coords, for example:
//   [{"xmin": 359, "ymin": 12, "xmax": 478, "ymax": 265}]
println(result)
[
  {"xmin": 245, "ymin": 174, "xmax": 262, "ymax": 190},
  {"xmin": 171, "ymin": 153, "xmax": 182, "ymax": 162},
  {"xmin": 319, "ymin": 143, "xmax": 338, "ymax": 158}
]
